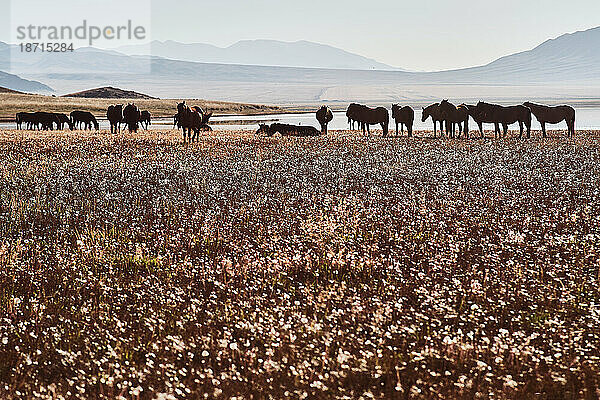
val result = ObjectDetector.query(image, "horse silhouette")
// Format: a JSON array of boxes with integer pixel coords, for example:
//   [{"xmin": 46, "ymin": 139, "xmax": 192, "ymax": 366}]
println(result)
[
  {"xmin": 391, "ymin": 104, "xmax": 414, "ymax": 137},
  {"xmin": 523, "ymin": 102, "xmax": 575, "ymax": 138},
  {"xmin": 70, "ymin": 111, "xmax": 99, "ymax": 130},
  {"xmin": 140, "ymin": 111, "xmax": 152, "ymax": 130},
  {"xmin": 421, "ymin": 103, "xmax": 446, "ymax": 138},
  {"xmin": 316, "ymin": 105, "xmax": 333, "ymax": 134},
  {"xmin": 176, "ymin": 101, "xmax": 203, "ymax": 143},
  {"xmin": 346, "ymin": 103, "xmax": 388, "ymax": 136},
  {"xmin": 439, "ymin": 100, "xmax": 469, "ymax": 139},
  {"xmin": 123, "ymin": 104, "xmax": 141, "ymax": 133},
  {"xmin": 256, "ymin": 123, "xmax": 321, "ymax": 137},
  {"xmin": 477, "ymin": 101, "xmax": 532, "ymax": 139},
  {"xmin": 107, "ymin": 105, "xmax": 123, "ymax": 134}
]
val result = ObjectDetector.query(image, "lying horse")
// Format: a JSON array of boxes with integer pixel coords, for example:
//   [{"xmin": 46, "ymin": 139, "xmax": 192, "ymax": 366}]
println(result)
[
  {"xmin": 140, "ymin": 110, "xmax": 151, "ymax": 130},
  {"xmin": 70, "ymin": 111, "xmax": 99, "ymax": 130},
  {"xmin": 123, "ymin": 104, "xmax": 141, "ymax": 133},
  {"xmin": 421, "ymin": 103, "xmax": 445, "ymax": 138},
  {"xmin": 256, "ymin": 123, "xmax": 321, "ymax": 137},
  {"xmin": 392, "ymin": 104, "xmax": 414, "ymax": 137},
  {"xmin": 107, "ymin": 105, "xmax": 123, "ymax": 134},
  {"xmin": 477, "ymin": 101, "xmax": 531, "ymax": 139},
  {"xmin": 523, "ymin": 102, "xmax": 575, "ymax": 138},
  {"xmin": 440, "ymin": 100, "xmax": 469, "ymax": 138},
  {"xmin": 316, "ymin": 105, "xmax": 333, "ymax": 134},
  {"xmin": 347, "ymin": 103, "xmax": 389, "ymax": 136}
]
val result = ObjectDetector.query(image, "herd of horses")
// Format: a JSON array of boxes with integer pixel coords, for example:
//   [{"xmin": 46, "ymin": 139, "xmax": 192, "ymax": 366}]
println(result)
[
  {"xmin": 14, "ymin": 100, "xmax": 576, "ymax": 141},
  {"xmin": 14, "ymin": 104, "xmax": 152, "ymax": 133},
  {"xmin": 257, "ymin": 101, "xmax": 576, "ymax": 139}
]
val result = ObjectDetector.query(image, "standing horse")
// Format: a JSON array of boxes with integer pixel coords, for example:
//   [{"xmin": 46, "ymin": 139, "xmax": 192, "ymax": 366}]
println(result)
[
  {"xmin": 140, "ymin": 111, "xmax": 152, "ymax": 130},
  {"xmin": 70, "ymin": 111, "xmax": 99, "ymax": 130},
  {"xmin": 54, "ymin": 113, "xmax": 73, "ymax": 130},
  {"xmin": 346, "ymin": 103, "xmax": 363, "ymax": 130},
  {"xmin": 316, "ymin": 105, "xmax": 333, "ymax": 134},
  {"xmin": 523, "ymin": 102, "xmax": 575, "ymax": 138},
  {"xmin": 123, "ymin": 104, "xmax": 141, "ymax": 133},
  {"xmin": 439, "ymin": 100, "xmax": 469, "ymax": 138},
  {"xmin": 347, "ymin": 104, "xmax": 388, "ymax": 136},
  {"xmin": 176, "ymin": 101, "xmax": 203, "ymax": 143},
  {"xmin": 391, "ymin": 104, "xmax": 414, "ymax": 137},
  {"xmin": 477, "ymin": 102, "xmax": 532, "ymax": 139},
  {"xmin": 421, "ymin": 103, "xmax": 446, "ymax": 138},
  {"xmin": 107, "ymin": 105, "xmax": 123, "ymax": 134},
  {"xmin": 463, "ymin": 104, "xmax": 500, "ymax": 139}
]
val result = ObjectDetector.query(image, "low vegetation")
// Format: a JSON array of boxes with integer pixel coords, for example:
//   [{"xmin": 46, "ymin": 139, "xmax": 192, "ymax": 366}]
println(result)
[
  {"xmin": 0, "ymin": 129, "xmax": 599, "ymax": 399},
  {"xmin": 0, "ymin": 93, "xmax": 283, "ymax": 121}
]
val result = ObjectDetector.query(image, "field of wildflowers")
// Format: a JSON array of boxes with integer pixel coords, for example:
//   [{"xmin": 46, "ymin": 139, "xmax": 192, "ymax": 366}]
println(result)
[{"xmin": 0, "ymin": 129, "xmax": 599, "ymax": 399}]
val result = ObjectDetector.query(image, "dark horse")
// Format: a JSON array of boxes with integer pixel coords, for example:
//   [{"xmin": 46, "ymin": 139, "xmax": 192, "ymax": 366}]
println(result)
[
  {"xmin": 523, "ymin": 102, "xmax": 575, "ymax": 138},
  {"xmin": 16, "ymin": 112, "xmax": 36, "ymax": 129},
  {"xmin": 70, "ymin": 111, "xmax": 99, "ymax": 130},
  {"xmin": 140, "ymin": 111, "xmax": 152, "ymax": 130},
  {"xmin": 477, "ymin": 101, "xmax": 532, "ymax": 139},
  {"xmin": 463, "ymin": 104, "xmax": 500, "ymax": 139},
  {"xmin": 316, "ymin": 105, "xmax": 333, "ymax": 134},
  {"xmin": 54, "ymin": 113, "xmax": 73, "ymax": 130},
  {"xmin": 346, "ymin": 103, "xmax": 361, "ymax": 130},
  {"xmin": 391, "ymin": 104, "xmax": 414, "ymax": 137},
  {"xmin": 123, "ymin": 104, "xmax": 141, "ymax": 133},
  {"xmin": 176, "ymin": 101, "xmax": 203, "ymax": 143},
  {"xmin": 107, "ymin": 105, "xmax": 123, "ymax": 134},
  {"xmin": 439, "ymin": 100, "xmax": 469, "ymax": 138},
  {"xmin": 256, "ymin": 123, "xmax": 321, "ymax": 137},
  {"xmin": 346, "ymin": 103, "xmax": 388, "ymax": 136},
  {"xmin": 421, "ymin": 103, "xmax": 445, "ymax": 138}
]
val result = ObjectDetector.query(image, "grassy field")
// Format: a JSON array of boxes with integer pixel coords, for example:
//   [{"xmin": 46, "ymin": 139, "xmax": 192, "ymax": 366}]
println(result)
[
  {"xmin": 0, "ymin": 129, "xmax": 599, "ymax": 399},
  {"xmin": 0, "ymin": 93, "xmax": 283, "ymax": 121}
]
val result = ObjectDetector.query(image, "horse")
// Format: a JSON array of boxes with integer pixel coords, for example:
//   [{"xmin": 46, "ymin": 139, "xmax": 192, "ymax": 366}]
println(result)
[
  {"xmin": 523, "ymin": 102, "xmax": 575, "ymax": 138},
  {"xmin": 421, "ymin": 103, "xmax": 445, "ymax": 138},
  {"xmin": 316, "ymin": 105, "xmax": 333, "ymax": 134},
  {"xmin": 176, "ymin": 101, "xmax": 203, "ymax": 143},
  {"xmin": 140, "ymin": 111, "xmax": 151, "ymax": 130},
  {"xmin": 477, "ymin": 101, "xmax": 532, "ymax": 139},
  {"xmin": 439, "ymin": 100, "xmax": 469, "ymax": 138},
  {"xmin": 31, "ymin": 112, "xmax": 60, "ymax": 130},
  {"xmin": 107, "ymin": 105, "xmax": 123, "ymax": 134},
  {"xmin": 391, "ymin": 104, "xmax": 414, "ymax": 137},
  {"xmin": 70, "ymin": 111, "xmax": 99, "ymax": 130},
  {"xmin": 463, "ymin": 104, "xmax": 500, "ymax": 139},
  {"xmin": 54, "ymin": 113, "xmax": 73, "ymax": 130},
  {"xmin": 16, "ymin": 112, "xmax": 36, "ymax": 129},
  {"xmin": 123, "ymin": 104, "xmax": 141, "ymax": 133},
  {"xmin": 347, "ymin": 103, "xmax": 388, "ymax": 136},
  {"xmin": 346, "ymin": 103, "xmax": 363, "ymax": 130},
  {"xmin": 256, "ymin": 123, "xmax": 321, "ymax": 137}
]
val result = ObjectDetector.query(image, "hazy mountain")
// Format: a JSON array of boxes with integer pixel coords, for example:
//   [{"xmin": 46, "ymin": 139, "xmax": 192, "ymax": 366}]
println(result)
[
  {"xmin": 4, "ymin": 26, "xmax": 600, "ymax": 102},
  {"xmin": 0, "ymin": 70, "xmax": 53, "ymax": 93},
  {"xmin": 115, "ymin": 39, "xmax": 400, "ymax": 71}
]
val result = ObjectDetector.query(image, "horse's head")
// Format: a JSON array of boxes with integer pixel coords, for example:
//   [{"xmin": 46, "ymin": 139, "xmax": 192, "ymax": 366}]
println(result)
[
  {"xmin": 421, "ymin": 106, "xmax": 429, "ymax": 122},
  {"xmin": 256, "ymin": 123, "xmax": 270, "ymax": 135},
  {"xmin": 177, "ymin": 102, "xmax": 187, "ymax": 115}
]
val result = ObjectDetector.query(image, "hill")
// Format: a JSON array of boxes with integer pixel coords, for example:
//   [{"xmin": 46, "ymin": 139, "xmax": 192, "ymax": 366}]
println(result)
[
  {"xmin": 62, "ymin": 86, "xmax": 157, "ymax": 99},
  {"xmin": 0, "ymin": 86, "xmax": 23, "ymax": 94}
]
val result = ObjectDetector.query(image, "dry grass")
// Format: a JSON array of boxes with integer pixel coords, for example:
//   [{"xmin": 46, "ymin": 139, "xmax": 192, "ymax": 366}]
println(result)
[
  {"xmin": 0, "ymin": 93, "xmax": 283, "ymax": 121},
  {"xmin": 0, "ymin": 129, "xmax": 599, "ymax": 399}
]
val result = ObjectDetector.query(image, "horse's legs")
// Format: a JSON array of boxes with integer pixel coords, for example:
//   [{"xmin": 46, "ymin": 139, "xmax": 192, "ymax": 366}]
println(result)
[
  {"xmin": 401, "ymin": 123, "xmax": 404, "ymax": 136},
  {"xmin": 518, "ymin": 122, "xmax": 523, "ymax": 139},
  {"xmin": 408, "ymin": 123, "xmax": 412, "ymax": 138},
  {"xmin": 541, "ymin": 122, "xmax": 547, "ymax": 138},
  {"xmin": 395, "ymin": 122, "xmax": 398, "ymax": 136}
]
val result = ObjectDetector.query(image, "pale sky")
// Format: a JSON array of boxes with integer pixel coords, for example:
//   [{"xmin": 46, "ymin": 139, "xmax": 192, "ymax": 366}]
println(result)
[{"xmin": 1, "ymin": 0, "xmax": 599, "ymax": 71}]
